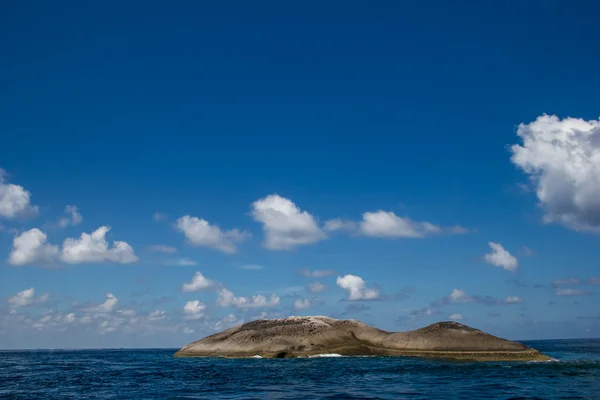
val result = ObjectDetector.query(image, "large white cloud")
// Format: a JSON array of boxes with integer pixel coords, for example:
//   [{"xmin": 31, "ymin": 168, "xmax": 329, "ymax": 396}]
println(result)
[
  {"xmin": 183, "ymin": 300, "xmax": 206, "ymax": 320},
  {"xmin": 61, "ymin": 226, "xmax": 138, "ymax": 264},
  {"xmin": 0, "ymin": 169, "xmax": 38, "ymax": 219},
  {"xmin": 175, "ymin": 216, "xmax": 249, "ymax": 254},
  {"xmin": 216, "ymin": 288, "xmax": 280, "ymax": 308},
  {"xmin": 182, "ymin": 272, "xmax": 215, "ymax": 292},
  {"xmin": 483, "ymin": 242, "xmax": 518, "ymax": 272},
  {"xmin": 251, "ymin": 194, "xmax": 326, "ymax": 250},
  {"xmin": 336, "ymin": 274, "xmax": 380, "ymax": 301},
  {"xmin": 511, "ymin": 114, "xmax": 600, "ymax": 232},
  {"xmin": 8, "ymin": 229, "xmax": 60, "ymax": 266},
  {"xmin": 359, "ymin": 211, "xmax": 442, "ymax": 238}
]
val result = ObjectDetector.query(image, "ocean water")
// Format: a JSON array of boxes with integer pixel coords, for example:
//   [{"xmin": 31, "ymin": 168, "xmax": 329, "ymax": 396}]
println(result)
[{"xmin": 1, "ymin": 339, "xmax": 599, "ymax": 399}]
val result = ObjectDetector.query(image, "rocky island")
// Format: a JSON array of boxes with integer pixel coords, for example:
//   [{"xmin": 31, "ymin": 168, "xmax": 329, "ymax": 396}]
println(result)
[{"xmin": 175, "ymin": 316, "xmax": 550, "ymax": 361}]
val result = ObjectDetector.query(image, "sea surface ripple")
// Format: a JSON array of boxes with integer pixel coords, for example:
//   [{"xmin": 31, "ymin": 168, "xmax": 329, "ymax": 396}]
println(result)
[{"xmin": 0, "ymin": 339, "xmax": 598, "ymax": 399}]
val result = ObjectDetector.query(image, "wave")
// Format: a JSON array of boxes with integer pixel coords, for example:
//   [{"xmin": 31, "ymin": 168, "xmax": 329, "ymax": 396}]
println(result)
[{"xmin": 308, "ymin": 353, "xmax": 344, "ymax": 358}]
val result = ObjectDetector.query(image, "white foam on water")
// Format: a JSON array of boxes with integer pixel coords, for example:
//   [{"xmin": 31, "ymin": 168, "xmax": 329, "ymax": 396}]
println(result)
[
  {"xmin": 308, "ymin": 353, "xmax": 344, "ymax": 358},
  {"xmin": 250, "ymin": 355, "xmax": 263, "ymax": 358}
]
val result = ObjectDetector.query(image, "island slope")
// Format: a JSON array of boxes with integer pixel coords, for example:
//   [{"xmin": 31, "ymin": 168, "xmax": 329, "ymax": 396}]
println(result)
[{"xmin": 175, "ymin": 316, "xmax": 550, "ymax": 361}]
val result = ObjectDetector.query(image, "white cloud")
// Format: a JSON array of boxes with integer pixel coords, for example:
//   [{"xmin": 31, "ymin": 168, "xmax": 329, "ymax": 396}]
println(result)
[
  {"xmin": 96, "ymin": 293, "xmax": 119, "ymax": 313},
  {"xmin": 336, "ymin": 274, "xmax": 380, "ymax": 301},
  {"xmin": 57, "ymin": 205, "xmax": 83, "ymax": 228},
  {"xmin": 153, "ymin": 213, "xmax": 167, "ymax": 222},
  {"xmin": 511, "ymin": 114, "xmax": 600, "ymax": 232},
  {"xmin": 8, "ymin": 229, "xmax": 60, "ymax": 266},
  {"xmin": 183, "ymin": 327, "xmax": 195, "ymax": 334},
  {"xmin": 307, "ymin": 282, "xmax": 327, "ymax": 293},
  {"xmin": 503, "ymin": 296, "xmax": 523, "ymax": 304},
  {"xmin": 324, "ymin": 218, "xmax": 357, "ymax": 233},
  {"xmin": 359, "ymin": 211, "xmax": 442, "ymax": 238},
  {"xmin": 61, "ymin": 226, "xmax": 138, "ymax": 264},
  {"xmin": 213, "ymin": 313, "xmax": 243, "ymax": 331},
  {"xmin": 483, "ymin": 242, "xmax": 518, "ymax": 272},
  {"xmin": 449, "ymin": 289, "xmax": 474, "ymax": 303},
  {"xmin": 148, "ymin": 310, "xmax": 167, "ymax": 321},
  {"xmin": 293, "ymin": 299, "xmax": 311, "ymax": 310},
  {"xmin": 8, "ymin": 287, "xmax": 36, "ymax": 307},
  {"xmin": 0, "ymin": 169, "xmax": 38, "ymax": 219},
  {"xmin": 448, "ymin": 313, "xmax": 463, "ymax": 321},
  {"xmin": 182, "ymin": 272, "xmax": 215, "ymax": 292},
  {"xmin": 148, "ymin": 245, "xmax": 177, "ymax": 253},
  {"xmin": 64, "ymin": 313, "xmax": 76, "ymax": 323},
  {"xmin": 183, "ymin": 300, "xmax": 206, "ymax": 320},
  {"xmin": 555, "ymin": 288, "xmax": 590, "ymax": 296},
  {"xmin": 166, "ymin": 258, "xmax": 198, "ymax": 267},
  {"xmin": 216, "ymin": 288, "xmax": 280, "ymax": 308},
  {"xmin": 434, "ymin": 289, "xmax": 523, "ymax": 306},
  {"xmin": 175, "ymin": 216, "xmax": 249, "ymax": 254},
  {"xmin": 239, "ymin": 264, "xmax": 264, "ymax": 270},
  {"xmin": 251, "ymin": 194, "xmax": 326, "ymax": 250},
  {"xmin": 298, "ymin": 268, "xmax": 335, "ymax": 278},
  {"xmin": 552, "ymin": 278, "xmax": 581, "ymax": 287}
]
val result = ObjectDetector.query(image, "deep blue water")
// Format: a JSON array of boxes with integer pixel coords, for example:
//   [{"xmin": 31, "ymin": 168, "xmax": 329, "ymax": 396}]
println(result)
[{"xmin": 1, "ymin": 339, "xmax": 599, "ymax": 399}]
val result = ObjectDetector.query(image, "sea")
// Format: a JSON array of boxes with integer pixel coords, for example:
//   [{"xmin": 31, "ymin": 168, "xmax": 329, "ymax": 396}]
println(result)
[{"xmin": 0, "ymin": 339, "xmax": 598, "ymax": 399}]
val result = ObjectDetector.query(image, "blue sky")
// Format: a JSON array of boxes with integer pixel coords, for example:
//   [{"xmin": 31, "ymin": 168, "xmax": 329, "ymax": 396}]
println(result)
[{"xmin": 1, "ymin": 1, "xmax": 599, "ymax": 349}]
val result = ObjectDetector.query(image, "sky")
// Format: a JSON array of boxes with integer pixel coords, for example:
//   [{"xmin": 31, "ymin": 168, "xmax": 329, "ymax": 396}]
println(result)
[{"xmin": 1, "ymin": 1, "xmax": 599, "ymax": 349}]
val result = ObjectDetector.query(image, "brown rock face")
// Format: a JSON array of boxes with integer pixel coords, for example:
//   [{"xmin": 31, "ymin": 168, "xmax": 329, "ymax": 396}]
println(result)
[{"xmin": 175, "ymin": 316, "xmax": 550, "ymax": 361}]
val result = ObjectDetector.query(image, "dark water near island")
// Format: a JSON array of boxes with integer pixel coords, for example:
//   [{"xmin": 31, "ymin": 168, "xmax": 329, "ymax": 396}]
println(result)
[{"xmin": 1, "ymin": 339, "xmax": 599, "ymax": 399}]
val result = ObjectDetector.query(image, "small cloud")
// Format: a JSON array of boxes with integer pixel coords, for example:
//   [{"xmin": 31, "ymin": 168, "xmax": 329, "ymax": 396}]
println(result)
[
  {"xmin": 0, "ymin": 169, "xmax": 39, "ymax": 219},
  {"xmin": 183, "ymin": 300, "xmax": 206, "ymax": 320},
  {"xmin": 336, "ymin": 274, "xmax": 380, "ymax": 301},
  {"xmin": 148, "ymin": 245, "xmax": 177, "ymax": 253},
  {"xmin": 552, "ymin": 278, "xmax": 581, "ymax": 287},
  {"xmin": 298, "ymin": 268, "xmax": 335, "ymax": 278},
  {"xmin": 589, "ymin": 277, "xmax": 600, "ymax": 285},
  {"xmin": 55, "ymin": 205, "xmax": 83, "ymax": 228},
  {"xmin": 359, "ymin": 210, "xmax": 442, "ymax": 238},
  {"xmin": 148, "ymin": 310, "xmax": 167, "ymax": 321},
  {"xmin": 239, "ymin": 264, "xmax": 264, "ymax": 270},
  {"xmin": 405, "ymin": 308, "xmax": 442, "ymax": 320},
  {"xmin": 449, "ymin": 225, "xmax": 470, "ymax": 234},
  {"xmin": 522, "ymin": 246, "xmax": 535, "ymax": 257},
  {"xmin": 166, "ymin": 258, "xmax": 198, "ymax": 267},
  {"xmin": 153, "ymin": 213, "xmax": 167, "ymax": 222},
  {"xmin": 293, "ymin": 299, "xmax": 311, "ymax": 310},
  {"xmin": 555, "ymin": 288, "xmax": 590, "ymax": 296},
  {"xmin": 8, "ymin": 229, "xmax": 60, "ymax": 266},
  {"xmin": 175, "ymin": 216, "xmax": 249, "ymax": 254},
  {"xmin": 448, "ymin": 313, "xmax": 463, "ymax": 321},
  {"xmin": 216, "ymin": 288, "xmax": 280, "ymax": 309},
  {"xmin": 307, "ymin": 282, "xmax": 327, "ymax": 293},
  {"xmin": 483, "ymin": 242, "xmax": 518, "ymax": 272},
  {"xmin": 182, "ymin": 272, "xmax": 215, "ymax": 292},
  {"xmin": 323, "ymin": 219, "xmax": 357, "ymax": 233},
  {"xmin": 432, "ymin": 289, "xmax": 523, "ymax": 307}
]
